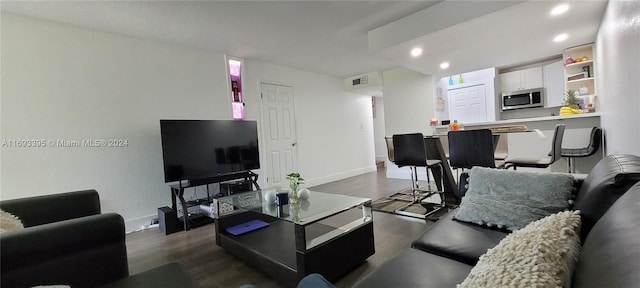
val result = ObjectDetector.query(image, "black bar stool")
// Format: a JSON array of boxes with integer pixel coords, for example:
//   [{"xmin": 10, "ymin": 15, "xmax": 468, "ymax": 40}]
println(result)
[
  {"xmin": 504, "ymin": 124, "xmax": 566, "ymax": 170},
  {"xmin": 562, "ymin": 127, "xmax": 602, "ymax": 173},
  {"xmin": 392, "ymin": 133, "xmax": 445, "ymax": 218},
  {"xmin": 448, "ymin": 129, "xmax": 498, "ymax": 185}
]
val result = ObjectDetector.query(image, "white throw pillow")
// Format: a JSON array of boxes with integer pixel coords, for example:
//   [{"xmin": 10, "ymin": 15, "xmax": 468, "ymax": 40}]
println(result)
[
  {"xmin": 0, "ymin": 209, "xmax": 25, "ymax": 232},
  {"xmin": 458, "ymin": 210, "xmax": 582, "ymax": 288}
]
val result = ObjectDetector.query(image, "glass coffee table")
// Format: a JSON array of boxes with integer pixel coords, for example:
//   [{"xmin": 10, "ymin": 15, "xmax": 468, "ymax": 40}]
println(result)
[{"xmin": 211, "ymin": 189, "xmax": 374, "ymax": 287}]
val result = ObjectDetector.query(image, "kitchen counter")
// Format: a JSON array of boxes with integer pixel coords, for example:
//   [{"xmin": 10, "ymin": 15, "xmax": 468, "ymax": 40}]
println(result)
[
  {"xmin": 436, "ymin": 112, "xmax": 601, "ymax": 130},
  {"xmin": 434, "ymin": 112, "xmax": 603, "ymax": 174}
]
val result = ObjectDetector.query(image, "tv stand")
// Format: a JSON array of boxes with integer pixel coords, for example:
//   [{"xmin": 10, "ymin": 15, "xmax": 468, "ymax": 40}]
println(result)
[{"xmin": 169, "ymin": 171, "xmax": 260, "ymax": 231}]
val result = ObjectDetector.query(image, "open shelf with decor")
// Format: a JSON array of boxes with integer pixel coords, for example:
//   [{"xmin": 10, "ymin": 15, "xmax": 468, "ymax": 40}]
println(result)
[{"xmin": 563, "ymin": 43, "xmax": 597, "ymax": 112}]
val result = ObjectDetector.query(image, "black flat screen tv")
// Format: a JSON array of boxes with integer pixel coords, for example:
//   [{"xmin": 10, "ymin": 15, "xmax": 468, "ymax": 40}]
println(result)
[{"xmin": 160, "ymin": 119, "xmax": 260, "ymax": 183}]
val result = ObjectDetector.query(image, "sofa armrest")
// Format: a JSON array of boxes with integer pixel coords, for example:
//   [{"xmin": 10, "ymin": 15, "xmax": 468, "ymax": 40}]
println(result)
[
  {"xmin": 0, "ymin": 189, "xmax": 101, "ymax": 227},
  {"xmin": 1, "ymin": 213, "xmax": 129, "ymax": 287},
  {"xmin": 572, "ymin": 154, "xmax": 640, "ymax": 240},
  {"xmin": 572, "ymin": 182, "xmax": 640, "ymax": 287}
]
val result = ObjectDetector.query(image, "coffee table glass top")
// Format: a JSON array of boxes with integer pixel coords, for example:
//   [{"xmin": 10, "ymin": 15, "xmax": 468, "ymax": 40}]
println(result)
[{"xmin": 214, "ymin": 189, "xmax": 371, "ymax": 226}]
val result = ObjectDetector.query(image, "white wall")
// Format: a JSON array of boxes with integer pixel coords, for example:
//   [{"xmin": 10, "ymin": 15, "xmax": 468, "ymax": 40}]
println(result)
[
  {"xmin": 0, "ymin": 13, "xmax": 232, "ymax": 230},
  {"xmin": 383, "ymin": 68, "xmax": 434, "ymax": 135},
  {"xmin": 382, "ymin": 67, "xmax": 435, "ymax": 179},
  {"xmin": 1, "ymin": 13, "xmax": 376, "ymax": 231},
  {"xmin": 243, "ymin": 60, "xmax": 377, "ymax": 187},
  {"xmin": 596, "ymin": 0, "xmax": 640, "ymax": 156}
]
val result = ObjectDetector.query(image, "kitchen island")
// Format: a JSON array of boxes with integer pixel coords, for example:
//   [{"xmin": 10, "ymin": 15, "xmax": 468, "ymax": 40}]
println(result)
[
  {"xmin": 436, "ymin": 112, "xmax": 601, "ymax": 131},
  {"xmin": 436, "ymin": 112, "xmax": 602, "ymax": 173}
]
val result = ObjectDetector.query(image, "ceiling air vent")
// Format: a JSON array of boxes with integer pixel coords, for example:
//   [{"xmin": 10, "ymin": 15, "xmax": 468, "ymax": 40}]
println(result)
[{"xmin": 344, "ymin": 71, "xmax": 383, "ymax": 97}]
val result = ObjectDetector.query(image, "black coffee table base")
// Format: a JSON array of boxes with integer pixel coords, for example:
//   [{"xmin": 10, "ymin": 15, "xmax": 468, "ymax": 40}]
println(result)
[{"xmin": 216, "ymin": 211, "xmax": 374, "ymax": 287}]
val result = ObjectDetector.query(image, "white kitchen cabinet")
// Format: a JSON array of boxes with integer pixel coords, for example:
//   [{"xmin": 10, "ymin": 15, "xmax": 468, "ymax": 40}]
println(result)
[
  {"xmin": 543, "ymin": 60, "xmax": 565, "ymax": 107},
  {"xmin": 448, "ymin": 84, "xmax": 487, "ymax": 124},
  {"xmin": 521, "ymin": 67, "xmax": 544, "ymax": 89},
  {"xmin": 500, "ymin": 66, "xmax": 543, "ymax": 92},
  {"xmin": 499, "ymin": 71, "xmax": 522, "ymax": 92}
]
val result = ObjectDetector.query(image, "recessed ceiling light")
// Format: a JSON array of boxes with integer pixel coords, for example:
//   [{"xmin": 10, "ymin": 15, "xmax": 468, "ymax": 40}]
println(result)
[
  {"xmin": 551, "ymin": 4, "xmax": 569, "ymax": 16},
  {"xmin": 554, "ymin": 33, "xmax": 568, "ymax": 42},
  {"xmin": 410, "ymin": 48, "xmax": 422, "ymax": 57},
  {"xmin": 440, "ymin": 62, "xmax": 450, "ymax": 69}
]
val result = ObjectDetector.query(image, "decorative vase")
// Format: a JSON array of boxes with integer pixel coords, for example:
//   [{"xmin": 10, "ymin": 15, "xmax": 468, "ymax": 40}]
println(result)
[
  {"xmin": 289, "ymin": 184, "xmax": 300, "ymax": 204},
  {"xmin": 289, "ymin": 202, "xmax": 301, "ymax": 222},
  {"xmin": 286, "ymin": 172, "xmax": 305, "ymax": 205}
]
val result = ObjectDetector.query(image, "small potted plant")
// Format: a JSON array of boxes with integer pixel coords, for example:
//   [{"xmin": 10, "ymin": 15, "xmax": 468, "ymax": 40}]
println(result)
[
  {"xmin": 560, "ymin": 90, "xmax": 581, "ymax": 115},
  {"xmin": 286, "ymin": 172, "xmax": 305, "ymax": 204}
]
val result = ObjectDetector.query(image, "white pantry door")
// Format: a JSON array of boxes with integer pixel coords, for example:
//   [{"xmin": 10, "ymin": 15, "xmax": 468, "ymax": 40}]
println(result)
[
  {"xmin": 448, "ymin": 84, "xmax": 487, "ymax": 124},
  {"xmin": 260, "ymin": 83, "xmax": 298, "ymax": 188}
]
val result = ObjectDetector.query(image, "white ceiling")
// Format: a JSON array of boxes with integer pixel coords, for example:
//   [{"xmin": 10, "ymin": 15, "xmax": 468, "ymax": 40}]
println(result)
[
  {"xmin": 1, "ymin": 0, "xmax": 608, "ymax": 80},
  {"xmin": 376, "ymin": 0, "xmax": 608, "ymax": 78}
]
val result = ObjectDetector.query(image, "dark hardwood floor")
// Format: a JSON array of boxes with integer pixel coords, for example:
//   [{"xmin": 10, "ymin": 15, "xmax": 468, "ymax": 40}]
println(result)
[{"xmin": 126, "ymin": 168, "xmax": 432, "ymax": 288}]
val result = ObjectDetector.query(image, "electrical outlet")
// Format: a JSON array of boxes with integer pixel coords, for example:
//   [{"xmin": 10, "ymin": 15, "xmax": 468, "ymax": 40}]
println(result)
[{"xmin": 151, "ymin": 218, "xmax": 159, "ymax": 225}]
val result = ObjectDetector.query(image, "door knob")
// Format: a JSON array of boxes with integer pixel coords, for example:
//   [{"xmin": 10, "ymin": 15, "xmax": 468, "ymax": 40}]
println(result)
[{"xmin": 292, "ymin": 142, "xmax": 297, "ymax": 147}]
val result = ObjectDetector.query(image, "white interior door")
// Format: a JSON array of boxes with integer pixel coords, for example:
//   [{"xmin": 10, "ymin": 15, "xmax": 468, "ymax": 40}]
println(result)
[
  {"xmin": 448, "ymin": 84, "xmax": 487, "ymax": 124},
  {"xmin": 260, "ymin": 83, "xmax": 298, "ymax": 188}
]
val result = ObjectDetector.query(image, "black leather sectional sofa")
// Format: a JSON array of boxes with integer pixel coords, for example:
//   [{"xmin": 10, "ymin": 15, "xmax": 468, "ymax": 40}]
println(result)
[
  {"xmin": 0, "ymin": 190, "xmax": 201, "ymax": 288},
  {"xmin": 353, "ymin": 154, "xmax": 640, "ymax": 288}
]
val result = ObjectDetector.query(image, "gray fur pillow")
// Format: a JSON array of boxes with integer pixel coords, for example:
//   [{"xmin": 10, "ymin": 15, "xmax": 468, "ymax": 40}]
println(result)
[{"xmin": 454, "ymin": 167, "xmax": 575, "ymax": 231}]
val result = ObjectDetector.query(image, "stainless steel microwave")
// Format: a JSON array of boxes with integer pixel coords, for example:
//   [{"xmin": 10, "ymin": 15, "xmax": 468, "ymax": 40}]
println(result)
[{"xmin": 502, "ymin": 88, "xmax": 544, "ymax": 111}]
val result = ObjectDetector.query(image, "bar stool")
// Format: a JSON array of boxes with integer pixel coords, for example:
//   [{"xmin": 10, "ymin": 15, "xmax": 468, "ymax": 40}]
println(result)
[
  {"xmin": 384, "ymin": 136, "xmax": 412, "ymax": 199},
  {"xmin": 561, "ymin": 127, "xmax": 602, "ymax": 173},
  {"xmin": 504, "ymin": 124, "xmax": 565, "ymax": 170},
  {"xmin": 385, "ymin": 136, "xmax": 395, "ymax": 163},
  {"xmin": 448, "ymin": 129, "xmax": 498, "ymax": 183},
  {"xmin": 392, "ymin": 133, "xmax": 445, "ymax": 218}
]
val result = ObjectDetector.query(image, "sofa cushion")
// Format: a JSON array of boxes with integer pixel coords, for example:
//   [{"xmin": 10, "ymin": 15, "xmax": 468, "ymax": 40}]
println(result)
[
  {"xmin": 458, "ymin": 210, "xmax": 581, "ymax": 288},
  {"xmin": 454, "ymin": 167, "xmax": 575, "ymax": 231},
  {"xmin": 411, "ymin": 210, "xmax": 508, "ymax": 265},
  {"xmin": 571, "ymin": 154, "xmax": 640, "ymax": 241},
  {"xmin": 353, "ymin": 248, "xmax": 473, "ymax": 288},
  {"xmin": 571, "ymin": 182, "xmax": 640, "ymax": 288}
]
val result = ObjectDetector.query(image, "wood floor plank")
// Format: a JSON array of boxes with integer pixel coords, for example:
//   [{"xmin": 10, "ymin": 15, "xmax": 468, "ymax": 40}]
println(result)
[{"xmin": 125, "ymin": 169, "xmax": 431, "ymax": 288}]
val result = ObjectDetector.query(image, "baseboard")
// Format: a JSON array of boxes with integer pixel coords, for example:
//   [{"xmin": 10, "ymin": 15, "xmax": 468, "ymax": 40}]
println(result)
[
  {"xmin": 306, "ymin": 165, "xmax": 377, "ymax": 187},
  {"xmin": 125, "ymin": 214, "xmax": 158, "ymax": 233}
]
